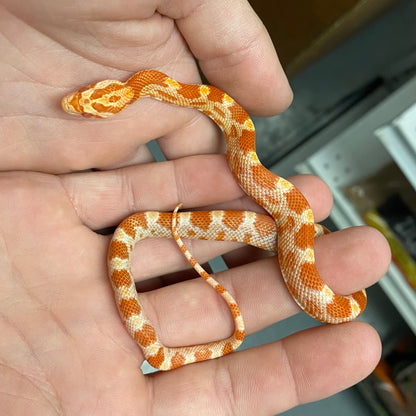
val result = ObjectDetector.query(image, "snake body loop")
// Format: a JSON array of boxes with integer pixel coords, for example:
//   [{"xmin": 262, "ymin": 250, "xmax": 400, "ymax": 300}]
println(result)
[{"xmin": 62, "ymin": 70, "xmax": 366, "ymax": 370}]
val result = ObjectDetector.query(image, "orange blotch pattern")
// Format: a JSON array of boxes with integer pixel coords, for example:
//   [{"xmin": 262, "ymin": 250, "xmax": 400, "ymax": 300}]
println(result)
[
  {"xmin": 171, "ymin": 353, "xmax": 186, "ymax": 369},
  {"xmin": 134, "ymin": 324, "xmax": 157, "ymax": 347},
  {"xmin": 222, "ymin": 342, "xmax": 234, "ymax": 356},
  {"xmin": 284, "ymin": 188, "xmax": 307, "ymax": 215},
  {"xmin": 228, "ymin": 303, "xmax": 241, "ymax": 318},
  {"xmin": 120, "ymin": 219, "xmax": 139, "ymax": 239},
  {"xmin": 294, "ymin": 223, "xmax": 315, "ymax": 250},
  {"xmin": 353, "ymin": 290, "xmax": 368, "ymax": 311},
  {"xmin": 194, "ymin": 349, "xmax": 213, "ymax": 362},
  {"xmin": 222, "ymin": 211, "xmax": 244, "ymax": 230},
  {"xmin": 207, "ymin": 86, "xmax": 226, "ymax": 103},
  {"xmin": 147, "ymin": 348, "xmax": 165, "ymax": 369},
  {"xmin": 326, "ymin": 295, "xmax": 353, "ymax": 319},
  {"xmin": 300, "ymin": 262, "xmax": 324, "ymax": 291},
  {"xmin": 109, "ymin": 240, "xmax": 129, "ymax": 260},
  {"xmin": 119, "ymin": 298, "xmax": 141, "ymax": 319},
  {"xmin": 234, "ymin": 330, "xmax": 245, "ymax": 341},
  {"xmin": 190, "ymin": 211, "xmax": 212, "ymax": 231},
  {"xmin": 111, "ymin": 269, "xmax": 131, "ymax": 288}
]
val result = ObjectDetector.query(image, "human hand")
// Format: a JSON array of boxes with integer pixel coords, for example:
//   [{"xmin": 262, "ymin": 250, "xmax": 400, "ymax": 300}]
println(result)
[
  {"xmin": 0, "ymin": 163, "xmax": 387, "ymax": 415},
  {"xmin": 1, "ymin": 2, "xmax": 388, "ymax": 414},
  {"xmin": 0, "ymin": 0, "xmax": 292, "ymax": 172}
]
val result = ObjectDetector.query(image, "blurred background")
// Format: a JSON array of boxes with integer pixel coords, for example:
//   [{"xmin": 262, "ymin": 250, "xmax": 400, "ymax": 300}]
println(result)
[{"xmin": 244, "ymin": 1, "xmax": 416, "ymax": 414}]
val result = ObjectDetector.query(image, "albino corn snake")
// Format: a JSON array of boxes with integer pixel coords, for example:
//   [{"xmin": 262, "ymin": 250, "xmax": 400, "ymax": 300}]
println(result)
[{"xmin": 62, "ymin": 70, "xmax": 367, "ymax": 371}]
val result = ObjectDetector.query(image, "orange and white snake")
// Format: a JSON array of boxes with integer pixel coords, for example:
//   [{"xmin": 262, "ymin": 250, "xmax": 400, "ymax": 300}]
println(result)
[{"xmin": 62, "ymin": 70, "xmax": 367, "ymax": 370}]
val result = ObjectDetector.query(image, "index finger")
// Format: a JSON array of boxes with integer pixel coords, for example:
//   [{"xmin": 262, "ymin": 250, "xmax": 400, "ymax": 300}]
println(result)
[
  {"xmin": 160, "ymin": 0, "xmax": 293, "ymax": 115},
  {"xmin": 150, "ymin": 323, "xmax": 381, "ymax": 415}
]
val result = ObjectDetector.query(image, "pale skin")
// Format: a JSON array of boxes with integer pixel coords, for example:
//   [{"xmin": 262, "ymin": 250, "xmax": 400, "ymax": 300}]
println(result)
[{"xmin": 0, "ymin": 1, "xmax": 389, "ymax": 415}]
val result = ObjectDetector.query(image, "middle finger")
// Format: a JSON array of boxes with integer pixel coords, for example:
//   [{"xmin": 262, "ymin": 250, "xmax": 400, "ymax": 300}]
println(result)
[{"xmin": 135, "ymin": 224, "xmax": 389, "ymax": 347}]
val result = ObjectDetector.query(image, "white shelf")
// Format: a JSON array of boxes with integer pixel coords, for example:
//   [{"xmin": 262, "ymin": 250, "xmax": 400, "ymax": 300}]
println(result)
[
  {"xmin": 375, "ymin": 103, "xmax": 416, "ymax": 191},
  {"xmin": 296, "ymin": 75, "xmax": 416, "ymax": 334}
]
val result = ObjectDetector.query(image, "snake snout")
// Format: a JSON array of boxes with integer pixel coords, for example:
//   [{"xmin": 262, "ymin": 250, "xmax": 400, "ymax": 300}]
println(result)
[{"xmin": 61, "ymin": 92, "xmax": 83, "ymax": 115}]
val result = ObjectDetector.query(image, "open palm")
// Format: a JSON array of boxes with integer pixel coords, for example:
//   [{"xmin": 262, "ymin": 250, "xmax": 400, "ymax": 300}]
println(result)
[
  {"xmin": 0, "ymin": 165, "xmax": 387, "ymax": 415},
  {"xmin": 0, "ymin": 1, "xmax": 389, "ymax": 415},
  {"xmin": 0, "ymin": 0, "xmax": 290, "ymax": 172}
]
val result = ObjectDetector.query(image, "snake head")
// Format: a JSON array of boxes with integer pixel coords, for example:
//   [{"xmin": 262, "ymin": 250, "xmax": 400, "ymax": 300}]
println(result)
[{"xmin": 61, "ymin": 79, "xmax": 134, "ymax": 118}]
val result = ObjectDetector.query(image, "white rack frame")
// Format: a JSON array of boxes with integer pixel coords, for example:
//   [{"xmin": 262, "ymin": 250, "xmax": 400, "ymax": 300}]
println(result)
[{"xmin": 294, "ymin": 75, "xmax": 416, "ymax": 333}]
